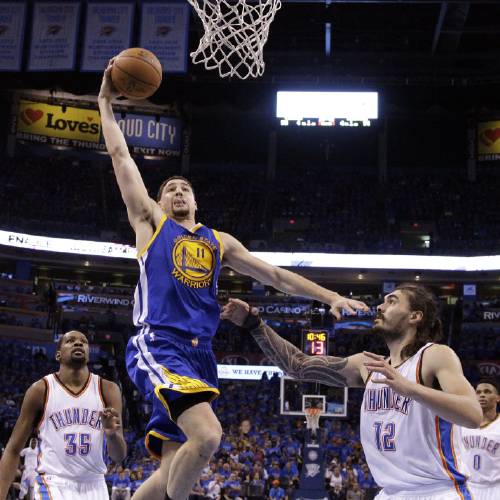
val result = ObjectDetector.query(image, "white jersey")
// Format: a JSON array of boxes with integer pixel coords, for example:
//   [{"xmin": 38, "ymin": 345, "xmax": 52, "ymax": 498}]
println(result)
[
  {"xmin": 36, "ymin": 373, "xmax": 106, "ymax": 481},
  {"xmin": 460, "ymin": 414, "xmax": 500, "ymax": 487},
  {"xmin": 20, "ymin": 446, "xmax": 38, "ymax": 473},
  {"xmin": 360, "ymin": 343, "xmax": 472, "ymax": 497}
]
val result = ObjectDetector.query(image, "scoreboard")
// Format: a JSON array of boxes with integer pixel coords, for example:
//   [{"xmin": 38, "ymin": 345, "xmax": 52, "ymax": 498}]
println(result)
[{"xmin": 302, "ymin": 329, "xmax": 329, "ymax": 356}]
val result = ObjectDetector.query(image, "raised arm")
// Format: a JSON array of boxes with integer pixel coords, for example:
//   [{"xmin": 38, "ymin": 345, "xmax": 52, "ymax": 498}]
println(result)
[
  {"xmin": 221, "ymin": 299, "xmax": 366, "ymax": 387},
  {"xmin": 220, "ymin": 233, "xmax": 368, "ymax": 319},
  {"xmin": 99, "ymin": 379, "xmax": 127, "ymax": 463},
  {"xmin": 0, "ymin": 380, "xmax": 45, "ymax": 500},
  {"xmin": 97, "ymin": 61, "xmax": 162, "ymax": 233}
]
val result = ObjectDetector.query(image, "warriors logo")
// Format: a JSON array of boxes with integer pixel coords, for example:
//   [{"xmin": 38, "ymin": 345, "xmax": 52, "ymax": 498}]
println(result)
[{"xmin": 171, "ymin": 235, "xmax": 216, "ymax": 288}]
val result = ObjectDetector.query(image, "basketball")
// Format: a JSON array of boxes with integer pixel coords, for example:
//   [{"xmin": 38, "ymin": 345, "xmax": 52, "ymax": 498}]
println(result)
[{"xmin": 111, "ymin": 47, "xmax": 162, "ymax": 100}]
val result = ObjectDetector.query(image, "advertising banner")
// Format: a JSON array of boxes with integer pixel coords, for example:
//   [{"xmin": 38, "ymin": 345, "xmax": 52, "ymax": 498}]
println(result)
[
  {"xmin": 15, "ymin": 100, "xmax": 182, "ymax": 156},
  {"xmin": 114, "ymin": 112, "xmax": 181, "ymax": 156},
  {"xmin": 0, "ymin": 2, "xmax": 26, "ymax": 71},
  {"xmin": 477, "ymin": 120, "xmax": 500, "ymax": 161},
  {"xmin": 81, "ymin": 2, "xmax": 134, "ymax": 71},
  {"xmin": 140, "ymin": 2, "xmax": 189, "ymax": 73},
  {"xmin": 16, "ymin": 100, "xmax": 101, "ymax": 146},
  {"xmin": 28, "ymin": 2, "xmax": 80, "ymax": 71},
  {"xmin": 57, "ymin": 292, "xmax": 133, "ymax": 308}
]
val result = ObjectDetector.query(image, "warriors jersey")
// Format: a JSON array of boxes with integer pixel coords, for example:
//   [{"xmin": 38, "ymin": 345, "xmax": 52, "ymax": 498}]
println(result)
[
  {"xmin": 36, "ymin": 373, "xmax": 106, "ymax": 481},
  {"xmin": 460, "ymin": 414, "xmax": 500, "ymax": 487},
  {"xmin": 133, "ymin": 215, "xmax": 224, "ymax": 342},
  {"xmin": 360, "ymin": 343, "xmax": 471, "ymax": 498}
]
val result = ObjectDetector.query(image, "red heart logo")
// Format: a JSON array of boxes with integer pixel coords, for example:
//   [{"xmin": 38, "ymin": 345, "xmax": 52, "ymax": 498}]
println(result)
[
  {"xmin": 21, "ymin": 108, "xmax": 44, "ymax": 126},
  {"xmin": 88, "ymin": 117, "xmax": 93, "ymax": 122},
  {"xmin": 479, "ymin": 128, "xmax": 500, "ymax": 147}
]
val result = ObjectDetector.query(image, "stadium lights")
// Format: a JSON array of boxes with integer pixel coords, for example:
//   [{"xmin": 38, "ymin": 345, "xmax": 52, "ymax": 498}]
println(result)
[{"xmin": 1, "ymin": 229, "xmax": 500, "ymax": 271}]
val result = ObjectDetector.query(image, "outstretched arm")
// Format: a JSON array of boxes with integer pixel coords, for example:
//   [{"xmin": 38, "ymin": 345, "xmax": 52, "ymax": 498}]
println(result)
[
  {"xmin": 221, "ymin": 299, "xmax": 366, "ymax": 387},
  {"xmin": 97, "ymin": 60, "xmax": 161, "ymax": 231},
  {"xmin": 0, "ymin": 381, "xmax": 44, "ymax": 500},
  {"xmin": 220, "ymin": 233, "xmax": 368, "ymax": 319}
]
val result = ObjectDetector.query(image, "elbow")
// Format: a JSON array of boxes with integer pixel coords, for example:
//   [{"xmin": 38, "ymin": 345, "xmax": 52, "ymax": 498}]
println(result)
[{"xmin": 463, "ymin": 401, "xmax": 483, "ymax": 429}]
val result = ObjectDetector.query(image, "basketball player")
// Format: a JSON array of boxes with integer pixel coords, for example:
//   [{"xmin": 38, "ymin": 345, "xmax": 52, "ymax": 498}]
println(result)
[
  {"xmin": 0, "ymin": 330, "xmax": 127, "ymax": 500},
  {"xmin": 459, "ymin": 379, "xmax": 500, "ymax": 499},
  {"xmin": 221, "ymin": 284, "xmax": 483, "ymax": 499},
  {"xmin": 97, "ymin": 61, "xmax": 368, "ymax": 500},
  {"xmin": 18, "ymin": 438, "xmax": 37, "ymax": 500}
]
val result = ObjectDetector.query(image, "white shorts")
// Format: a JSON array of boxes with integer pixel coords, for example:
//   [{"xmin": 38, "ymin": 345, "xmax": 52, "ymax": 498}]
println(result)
[
  {"xmin": 375, "ymin": 484, "xmax": 473, "ymax": 500},
  {"xmin": 34, "ymin": 474, "xmax": 109, "ymax": 500},
  {"xmin": 468, "ymin": 482, "xmax": 500, "ymax": 500},
  {"xmin": 20, "ymin": 470, "xmax": 36, "ymax": 488}
]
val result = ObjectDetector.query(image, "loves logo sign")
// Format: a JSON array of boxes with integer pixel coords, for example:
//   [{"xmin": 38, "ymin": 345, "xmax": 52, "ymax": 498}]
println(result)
[
  {"xmin": 17, "ymin": 100, "xmax": 101, "ymax": 143},
  {"xmin": 477, "ymin": 120, "xmax": 500, "ymax": 156},
  {"xmin": 20, "ymin": 108, "xmax": 44, "ymax": 126}
]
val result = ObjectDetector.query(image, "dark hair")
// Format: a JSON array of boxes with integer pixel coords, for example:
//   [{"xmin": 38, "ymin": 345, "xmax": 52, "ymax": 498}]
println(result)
[
  {"xmin": 477, "ymin": 378, "xmax": 499, "ymax": 394},
  {"xmin": 396, "ymin": 283, "xmax": 443, "ymax": 359},
  {"xmin": 156, "ymin": 176, "xmax": 195, "ymax": 201},
  {"xmin": 56, "ymin": 330, "xmax": 87, "ymax": 352}
]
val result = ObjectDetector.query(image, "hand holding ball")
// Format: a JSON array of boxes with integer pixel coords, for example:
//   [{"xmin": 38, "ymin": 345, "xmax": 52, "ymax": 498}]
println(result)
[{"xmin": 111, "ymin": 48, "xmax": 162, "ymax": 100}]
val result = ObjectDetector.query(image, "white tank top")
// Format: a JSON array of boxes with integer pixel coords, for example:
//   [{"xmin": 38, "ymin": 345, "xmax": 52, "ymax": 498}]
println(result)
[
  {"xmin": 36, "ymin": 373, "xmax": 106, "ymax": 480},
  {"xmin": 20, "ymin": 447, "xmax": 38, "ymax": 473},
  {"xmin": 459, "ymin": 414, "xmax": 500, "ymax": 487},
  {"xmin": 360, "ymin": 343, "xmax": 471, "ymax": 495}
]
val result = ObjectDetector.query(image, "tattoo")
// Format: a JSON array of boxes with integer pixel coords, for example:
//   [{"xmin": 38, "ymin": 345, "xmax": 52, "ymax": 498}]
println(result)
[{"xmin": 250, "ymin": 321, "xmax": 348, "ymax": 387}]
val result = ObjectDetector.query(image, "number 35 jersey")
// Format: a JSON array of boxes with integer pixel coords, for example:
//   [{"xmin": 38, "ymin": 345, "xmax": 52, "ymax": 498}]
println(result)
[
  {"xmin": 360, "ymin": 343, "xmax": 471, "ymax": 496},
  {"xmin": 36, "ymin": 373, "xmax": 106, "ymax": 480}
]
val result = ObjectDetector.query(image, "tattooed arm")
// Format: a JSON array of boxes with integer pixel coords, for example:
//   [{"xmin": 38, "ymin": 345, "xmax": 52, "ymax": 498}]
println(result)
[{"xmin": 221, "ymin": 299, "xmax": 367, "ymax": 388}]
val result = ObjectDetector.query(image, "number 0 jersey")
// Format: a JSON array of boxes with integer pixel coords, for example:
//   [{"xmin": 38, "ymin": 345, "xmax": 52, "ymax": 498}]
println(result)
[
  {"xmin": 36, "ymin": 373, "xmax": 106, "ymax": 481},
  {"xmin": 459, "ymin": 414, "xmax": 500, "ymax": 487},
  {"xmin": 133, "ymin": 215, "xmax": 224, "ymax": 342},
  {"xmin": 360, "ymin": 343, "xmax": 471, "ymax": 497}
]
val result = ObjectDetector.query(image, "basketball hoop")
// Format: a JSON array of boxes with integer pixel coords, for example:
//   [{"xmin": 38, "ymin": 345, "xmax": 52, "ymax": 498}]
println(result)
[
  {"xmin": 304, "ymin": 407, "xmax": 323, "ymax": 433},
  {"xmin": 187, "ymin": 0, "xmax": 282, "ymax": 79}
]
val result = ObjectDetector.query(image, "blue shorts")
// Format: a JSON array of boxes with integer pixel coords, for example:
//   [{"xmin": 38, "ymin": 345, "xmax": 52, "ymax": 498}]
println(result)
[{"xmin": 126, "ymin": 326, "xmax": 219, "ymax": 457}]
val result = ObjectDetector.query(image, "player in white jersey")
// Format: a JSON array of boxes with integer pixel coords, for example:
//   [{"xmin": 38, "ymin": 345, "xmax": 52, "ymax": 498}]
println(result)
[
  {"xmin": 459, "ymin": 379, "xmax": 500, "ymax": 500},
  {"xmin": 0, "ymin": 330, "xmax": 127, "ymax": 500},
  {"xmin": 221, "ymin": 283, "xmax": 483, "ymax": 499},
  {"xmin": 18, "ymin": 438, "xmax": 37, "ymax": 499}
]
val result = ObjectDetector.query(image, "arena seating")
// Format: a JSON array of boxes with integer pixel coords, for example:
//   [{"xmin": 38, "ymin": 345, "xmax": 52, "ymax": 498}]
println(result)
[{"xmin": 1, "ymin": 156, "xmax": 499, "ymax": 255}]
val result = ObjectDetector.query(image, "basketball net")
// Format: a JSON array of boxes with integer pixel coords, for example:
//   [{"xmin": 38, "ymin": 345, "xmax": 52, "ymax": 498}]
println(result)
[
  {"xmin": 304, "ymin": 407, "xmax": 322, "ymax": 434},
  {"xmin": 187, "ymin": 0, "xmax": 282, "ymax": 79}
]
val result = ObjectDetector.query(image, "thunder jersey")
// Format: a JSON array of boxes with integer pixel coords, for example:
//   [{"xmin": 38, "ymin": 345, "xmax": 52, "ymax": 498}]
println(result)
[
  {"xmin": 360, "ymin": 343, "xmax": 471, "ymax": 497},
  {"xmin": 460, "ymin": 414, "xmax": 500, "ymax": 486},
  {"xmin": 36, "ymin": 373, "xmax": 106, "ymax": 480},
  {"xmin": 133, "ymin": 215, "xmax": 223, "ymax": 342}
]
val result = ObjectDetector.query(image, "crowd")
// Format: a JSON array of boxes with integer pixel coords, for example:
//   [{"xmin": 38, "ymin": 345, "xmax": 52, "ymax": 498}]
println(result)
[{"xmin": 1, "ymin": 156, "xmax": 499, "ymax": 255}]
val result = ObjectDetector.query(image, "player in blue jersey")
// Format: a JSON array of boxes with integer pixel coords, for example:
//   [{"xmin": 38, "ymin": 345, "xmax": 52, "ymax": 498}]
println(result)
[{"xmin": 98, "ymin": 61, "xmax": 368, "ymax": 500}]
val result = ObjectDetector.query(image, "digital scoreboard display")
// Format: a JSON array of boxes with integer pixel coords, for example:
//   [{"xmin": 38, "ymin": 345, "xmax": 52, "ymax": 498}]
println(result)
[
  {"xmin": 276, "ymin": 91, "xmax": 378, "ymax": 128},
  {"xmin": 302, "ymin": 329, "xmax": 329, "ymax": 356}
]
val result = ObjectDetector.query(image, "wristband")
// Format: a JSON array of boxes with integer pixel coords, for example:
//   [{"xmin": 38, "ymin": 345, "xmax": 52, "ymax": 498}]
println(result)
[{"xmin": 242, "ymin": 309, "xmax": 261, "ymax": 331}]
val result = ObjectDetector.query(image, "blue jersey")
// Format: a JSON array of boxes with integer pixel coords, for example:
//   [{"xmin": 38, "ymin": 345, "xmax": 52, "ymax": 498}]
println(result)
[{"xmin": 133, "ymin": 215, "xmax": 223, "ymax": 342}]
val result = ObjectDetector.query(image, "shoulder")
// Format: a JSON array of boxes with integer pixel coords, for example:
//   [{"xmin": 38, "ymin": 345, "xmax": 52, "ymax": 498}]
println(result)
[
  {"xmin": 421, "ymin": 344, "xmax": 461, "ymax": 376},
  {"xmin": 99, "ymin": 377, "xmax": 122, "ymax": 405},
  {"xmin": 421, "ymin": 343, "xmax": 459, "ymax": 366},
  {"xmin": 28, "ymin": 378, "xmax": 48, "ymax": 400}
]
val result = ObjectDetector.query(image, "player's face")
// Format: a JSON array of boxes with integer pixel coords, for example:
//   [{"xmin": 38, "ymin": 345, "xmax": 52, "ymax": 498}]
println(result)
[
  {"xmin": 476, "ymin": 383, "xmax": 500, "ymax": 411},
  {"xmin": 56, "ymin": 331, "xmax": 89, "ymax": 366},
  {"xmin": 159, "ymin": 180, "xmax": 197, "ymax": 219},
  {"xmin": 373, "ymin": 290, "xmax": 416, "ymax": 341}
]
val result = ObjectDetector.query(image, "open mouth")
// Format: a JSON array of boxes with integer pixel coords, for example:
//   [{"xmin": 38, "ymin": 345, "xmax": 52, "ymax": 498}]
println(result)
[{"xmin": 72, "ymin": 349, "xmax": 84, "ymax": 355}]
